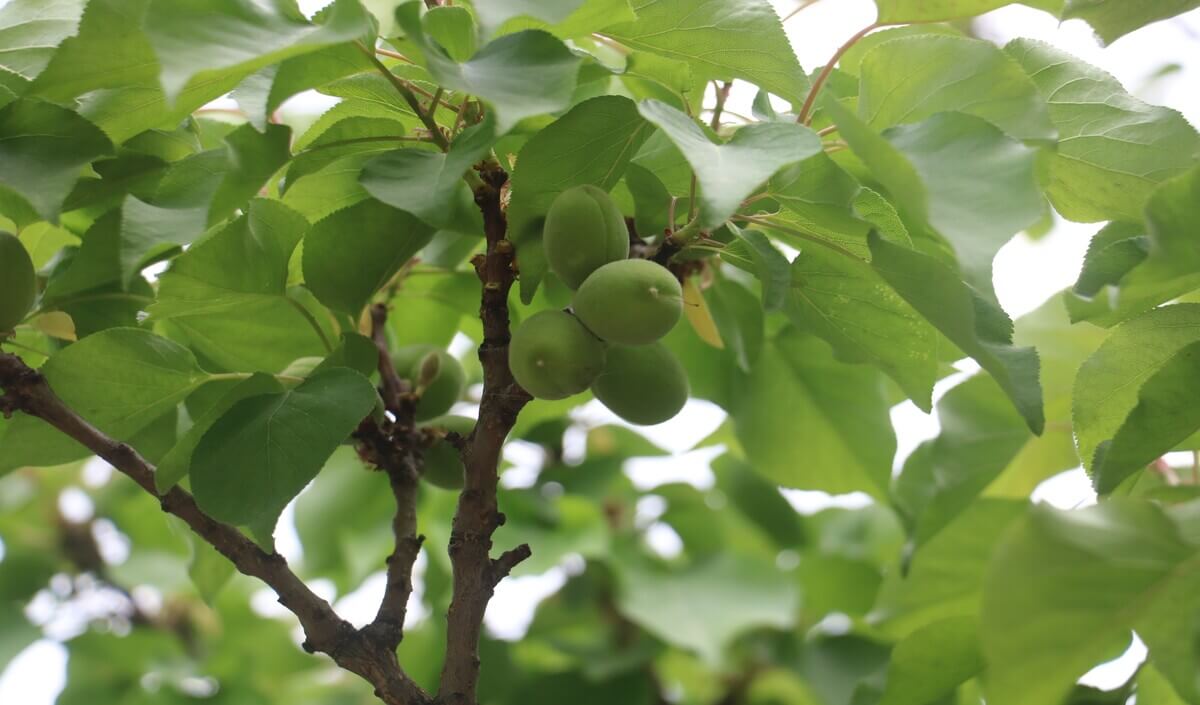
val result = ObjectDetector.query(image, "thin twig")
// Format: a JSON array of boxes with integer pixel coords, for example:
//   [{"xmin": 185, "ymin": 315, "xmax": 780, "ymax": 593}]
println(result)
[
  {"xmin": 709, "ymin": 81, "xmax": 732, "ymax": 132},
  {"xmin": 797, "ymin": 22, "xmax": 881, "ymax": 125},
  {"xmin": 376, "ymin": 47, "xmax": 416, "ymax": 64},
  {"xmin": 357, "ymin": 42, "xmax": 450, "ymax": 151}
]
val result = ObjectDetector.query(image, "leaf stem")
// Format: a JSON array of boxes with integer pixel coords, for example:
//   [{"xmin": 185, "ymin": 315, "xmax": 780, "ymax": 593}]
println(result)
[
  {"xmin": 357, "ymin": 42, "xmax": 450, "ymax": 151},
  {"xmin": 286, "ymin": 296, "xmax": 335, "ymax": 354},
  {"xmin": 733, "ymin": 214, "xmax": 862, "ymax": 261},
  {"xmin": 797, "ymin": 22, "xmax": 881, "ymax": 125}
]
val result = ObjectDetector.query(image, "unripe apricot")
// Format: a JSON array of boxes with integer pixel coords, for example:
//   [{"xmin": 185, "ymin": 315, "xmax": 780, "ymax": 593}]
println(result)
[
  {"xmin": 419, "ymin": 415, "xmax": 474, "ymax": 489},
  {"xmin": 509, "ymin": 310, "xmax": 605, "ymax": 400},
  {"xmin": 391, "ymin": 345, "xmax": 466, "ymax": 421},
  {"xmin": 0, "ymin": 231, "xmax": 35, "ymax": 333},
  {"xmin": 591, "ymin": 342, "xmax": 688, "ymax": 425},
  {"xmin": 543, "ymin": 185, "xmax": 629, "ymax": 289},
  {"xmin": 572, "ymin": 259, "xmax": 682, "ymax": 345}
]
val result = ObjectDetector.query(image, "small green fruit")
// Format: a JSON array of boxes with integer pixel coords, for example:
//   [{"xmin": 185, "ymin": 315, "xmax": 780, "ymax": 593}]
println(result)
[
  {"xmin": 543, "ymin": 185, "xmax": 629, "ymax": 289},
  {"xmin": 391, "ymin": 345, "xmax": 466, "ymax": 421},
  {"xmin": 509, "ymin": 310, "xmax": 606, "ymax": 400},
  {"xmin": 0, "ymin": 231, "xmax": 36, "ymax": 333},
  {"xmin": 591, "ymin": 343, "xmax": 689, "ymax": 425},
  {"xmin": 419, "ymin": 415, "xmax": 474, "ymax": 489},
  {"xmin": 573, "ymin": 259, "xmax": 682, "ymax": 345}
]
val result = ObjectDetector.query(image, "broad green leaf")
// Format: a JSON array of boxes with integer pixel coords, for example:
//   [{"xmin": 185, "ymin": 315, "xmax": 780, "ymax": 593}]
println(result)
[
  {"xmin": 0, "ymin": 99, "xmax": 112, "ymax": 225},
  {"xmin": 704, "ymin": 274, "xmax": 763, "ymax": 372},
  {"xmin": 283, "ymin": 150, "xmax": 382, "ymax": 221},
  {"xmin": 0, "ymin": 0, "xmax": 85, "ymax": 80},
  {"xmin": 884, "ymin": 112, "xmax": 1042, "ymax": 296},
  {"xmin": 1092, "ymin": 341, "xmax": 1200, "ymax": 493},
  {"xmin": 191, "ymin": 368, "xmax": 377, "ymax": 528},
  {"xmin": 1073, "ymin": 304, "xmax": 1200, "ymax": 481},
  {"xmin": 151, "ymin": 199, "xmax": 329, "ymax": 373},
  {"xmin": 156, "ymin": 373, "xmax": 286, "ymax": 492},
  {"xmin": 1145, "ymin": 164, "xmax": 1200, "ymax": 276},
  {"xmin": 858, "ymin": 35, "xmax": 1055, "ymax": 142},
  {"xmin": 720, "ymin": 226, "xmax": 790, "ymax": 311},
  {"xmin": 0, "ymin": 328, "xmax": 206, "ymax": 472},
  {"xmin": 637, "ymin": 99, "xmax": 822, "ymax": 229},
  {"xmin": 302, "ymin": 199, "xmax": 436, "ymax": 315},
  {"xmin": 839, "ymin": 25, "xmax": 964, "ymax": 77},
  {"xmin": 360, "ymin": 118, "xmax": 494, "ymax": 230},
  {"xmin": 870, "ymin": 234, "xmax": 1044, "ymax": 434},
  {"xmin": 733, "ymin": 329, "xmax": 895, "ymax": 497},
  {"xmin": 1062, "ymin": 0, "xmax": 1200, "ymax": 44},
  {"xmin": 234, "ymin": 43, "xmax": 374, "ymax": 129},
  {"xmin": 873, "ymin": 498, "xmax": 1026, "ymax": 637},
  {"xmin": 188, "ymin": 535, "xmax": 235, "ymax": 604},
  {"xmin": 605, "ymin": 0, "xmax": 809, "ymax": 105},
  {"xmin": 873, "ymin": 0, "xmax": 1024, "ymax": 22},
  {"xmin": 878, "ymin": 617, "xmax": 983, "ymax": 705},
  {"xmin": 483, "ymin": 0, "xmax": 637, "ymax": 39},
  {"xmin": 143, "ymin": 0, "xmax": 373, "ymax": 102},
  {"xmin": 507, "ymin": 95, "xmax": 652, "ymax": 302},
  {"xmin": 396, "ymin": 3, "xmax": 581, "ymax": 133},
  {"xmin": 1073, "ymin": 223, "xmax": 1149, "ymax": 298},
  {"xmin": 981, "ymin": 500, "xmax": 1200, "ymax": 705},
  {"xmin": 1007, "ymin": 39, "xmax": 1200, "ymax": 223},
  {"xmin": 786, "ymin": 244, "xmax": 938, "ymax": 410},
  {"xmin": 422, "ymin": 6, "xmax": 476, "ymax": 61},
  {"xmin": 615, "ymin": 553, "xmax": 797, "ymax": 664}
]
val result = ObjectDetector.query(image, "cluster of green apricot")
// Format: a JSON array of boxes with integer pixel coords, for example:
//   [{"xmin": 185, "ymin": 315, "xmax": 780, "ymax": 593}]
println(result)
[
  {"xmin": 0, "ymin": 231, "xmax": 36, "ymax": 335},
  {"xmin": 509, "ymin": 186, "xmax": 690, "ymax": 426}
]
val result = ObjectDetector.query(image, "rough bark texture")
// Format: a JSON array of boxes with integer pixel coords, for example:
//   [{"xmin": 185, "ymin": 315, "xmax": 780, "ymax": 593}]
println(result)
[
  {"xmin": 0, "ymin": 163, "xmax": 532, "ymax": 705},
  {"xmin": 438, "ymin": 162, "xmax": 532, "ymax": 705}
]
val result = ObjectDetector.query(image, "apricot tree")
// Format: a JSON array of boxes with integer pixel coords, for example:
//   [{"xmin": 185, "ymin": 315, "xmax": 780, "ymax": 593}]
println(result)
[{"xmin": 1, "ymin": 1, "xmax": 1200, "ymax": 704}]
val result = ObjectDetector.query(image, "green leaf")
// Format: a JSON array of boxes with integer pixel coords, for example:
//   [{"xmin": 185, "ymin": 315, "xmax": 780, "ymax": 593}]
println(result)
[
  {"xmin": 0, "ymin": 328, "xmax": 206, "ymax": 471},
  {"xmin": 874, "ymin": 498, "xmax": 1027, "ymax": 638},
  {"xmin": 302, "ymin": 199, "xmax": 436, "ymax": 316},
  {"xmin": 156, "ymin": 373, "xmax": 286, "ymax": 493},
  {"xmin": 878, "ymin": 617, "xmax": 983, "ymax": 705},
  {"xmin": 144, "ymin": 0, "xmax": 372, "ymax": 102},
  {"xmin": 786, "ymin": 244, "xmax": 938, "ymax": 411},
  {"xmin": 858, "ymin": 35, "xmax": 1055, "ymax": 142},
  {"xmin": 188, "ymin": 535, "xmax": 235, "ymax": 604},
  {"xmin": 873, "ymin": 0, "xmax": 1024, "ymax": 22},
  {"xmin": 1073, "ymin": 223, "xmax": 1150, "ymax": 298},
  {"xmin": 191, "ymin": 368, "xmax": 378, "ymax": 528},
  {"xmin": 0, "ymin": 0, "xmax": 85, "ymax": 80},
  {"xmin": 605, "ymin": 0, "xmax": 810, "ymax": 105},
  {"xmin": 423, "ymin": 6, "xmax": 477, "ymax": 61},
  {"xmin": 615, "ymin": 553, "xmax": 797, "ymax": 664},
  {"xmin": 884, "ymin": 112, "xmax": 1042, "ymax": 296},
  {"xmin": 1093, "ymin": 341, "xmax": 1200, "ymax": 493},
  {"xmin": 150, "ymin": 199, "xmax": 330, "ymax": 373},
  {"xmin": 637, "ymin": 99, "xmax": 822, "ymax": 229},
  {"xmin": 506, "ymin": 95, "xmax": 651, "ymax": 301},
  {"xmin": 360, "ymin": 118, "xmax": 494, "ymax": 230},
  {"xmin": 733, "ymin": 329, "xmax": 895, "ymax": 497},
  {"xmin": 1007, "ymin": 39, "xmax": 1200, "ymax": 223},
  {"xmin": 981, "ymin": 500, "xmax": 1200, "ymax": 705},
  {"xmin": 720, "ymin": 226, "xmax": 790, "ymax": 311},
  {"xmin": 234, "ymin": 44, "xmax": 375, "ymax": 130},
  {"xmin": 396, "ymin": 3, "xmax": 581, "ymax": 133},
  {"xmin": 0, "ymin": 99, "xmax": 112, "ymax": 225},
  {"xmin": 1061, "ymin": 0, "xmax": 1200, "ymax": 44},
  {"xmin": 870, "ymin": 233, "xmax": 1044, "ymax": 434},
  {"xmin": 1073, "ymin": 304, "xmax": 1200, "ymax": 481},
  {"xmin": 481, "ymin": 0, "xmax": 637, "ymax": 39}
]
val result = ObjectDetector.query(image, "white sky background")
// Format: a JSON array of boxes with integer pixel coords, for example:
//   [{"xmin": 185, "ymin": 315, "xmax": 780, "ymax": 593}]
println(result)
[{"xmin": 3, "ymin": 0, "xmax": 1200, "ymax": 701}]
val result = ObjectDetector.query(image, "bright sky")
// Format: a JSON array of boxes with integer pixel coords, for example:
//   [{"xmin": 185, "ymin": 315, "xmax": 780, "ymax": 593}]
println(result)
[{"xmin": 2, "ymin": 1, "xmax": 1199, "ymax": 702}]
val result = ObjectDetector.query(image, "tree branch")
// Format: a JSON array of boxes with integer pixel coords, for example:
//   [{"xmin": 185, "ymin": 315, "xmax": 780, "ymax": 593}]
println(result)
[
  {"xmin": 796, "ymin": 22, "xmax": 880, "ymax": 125},
  {"xmin": 0, "ymin": 353, "xmax": 431, "ymax": 705},
  {"xmin": 438, "ymin": 162, "xmax": 532, "ymax": 705},
  {"xmin": 358, "ymin": 304, "xmax": 425, "ymax": 654}
]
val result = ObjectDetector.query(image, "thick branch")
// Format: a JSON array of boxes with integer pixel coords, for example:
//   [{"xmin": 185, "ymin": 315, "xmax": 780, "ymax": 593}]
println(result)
[
  {"xmin": 0, "ymin": 353, "xmax": 430, "ymax": 705},
  {"xmin": 438, "ymin": 163, "xmax": 532, "ymax": 705}
]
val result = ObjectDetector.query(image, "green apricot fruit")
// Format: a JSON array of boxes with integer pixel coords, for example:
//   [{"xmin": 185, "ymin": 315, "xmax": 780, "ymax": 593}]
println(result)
[
  {"xmin": 572, "ymin": 259, "xmax": 682, "ymax": 345},
  {"xmin": 391, "ymin": 344, "xmax": 467, "ymax": 421},
  {"xmin": 0, "ymin": 231, "xmax": 36, "ymax": 333},
  {"xmin": 591, "ymin": 343, "xmax": 689, "ymax": 425},
  {"xmin": 509, "ymin": 310, "xmax": 606, "ymax": 400},
  {"xmin": 419, "ymin": 415, "xmax": 474, "ymax": 489},
  {"xmin": 543, "ymin": 185, "xmax": 629, "ymax": 289}
]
